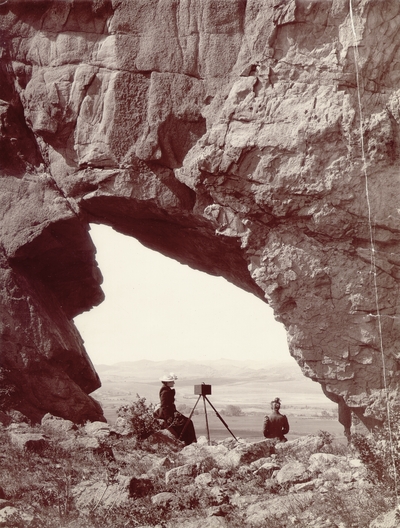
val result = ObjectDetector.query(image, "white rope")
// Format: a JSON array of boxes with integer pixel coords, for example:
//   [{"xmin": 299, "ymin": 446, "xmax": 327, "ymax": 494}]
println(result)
[{"xmin": 349, "ymin": 0, "xmax": 399, "ymax": 500}]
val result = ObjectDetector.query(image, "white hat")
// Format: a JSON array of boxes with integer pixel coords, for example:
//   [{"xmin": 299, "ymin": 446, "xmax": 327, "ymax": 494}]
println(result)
[{"xmin": 160, "ymin": 373, "xmax": 178, "ymax": 382}]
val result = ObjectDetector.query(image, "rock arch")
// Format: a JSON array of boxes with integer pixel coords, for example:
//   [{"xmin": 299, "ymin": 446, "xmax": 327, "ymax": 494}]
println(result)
[{"xmin": 1, "ymin": 0, "xmax": 400, "ymax": 426}]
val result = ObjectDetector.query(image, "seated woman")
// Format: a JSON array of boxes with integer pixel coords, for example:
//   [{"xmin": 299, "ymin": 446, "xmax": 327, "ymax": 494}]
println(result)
[
  {"xmin": 156, "ymin": 373, "xmax": 197, "ymax": 446},
  {"xmin": 263, "ymin": 397, "xmax": 289, "ymax": 442}
]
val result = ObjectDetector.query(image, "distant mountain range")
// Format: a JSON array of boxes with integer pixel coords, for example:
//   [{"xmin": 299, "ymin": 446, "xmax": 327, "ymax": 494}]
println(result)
[{"xmin": 94, "ymin": 358, "xmax": 304, "ymax": 384}]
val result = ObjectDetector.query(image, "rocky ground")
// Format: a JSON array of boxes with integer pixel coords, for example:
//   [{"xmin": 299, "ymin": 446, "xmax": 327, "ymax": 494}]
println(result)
[{"xmin": 0, "ymin": 412, "xmax": 397, "ymax": 528}]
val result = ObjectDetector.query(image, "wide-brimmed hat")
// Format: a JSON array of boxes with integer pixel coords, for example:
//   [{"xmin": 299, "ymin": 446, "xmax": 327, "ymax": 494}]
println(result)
[{"xmin": 160, "ymin": 373, "xmax": 178, "ymax": 382}]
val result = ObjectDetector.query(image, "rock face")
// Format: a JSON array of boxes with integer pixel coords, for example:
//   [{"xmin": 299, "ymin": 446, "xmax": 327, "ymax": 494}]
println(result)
[{"xmin": 1, "ymin": 0, "xmax": 400, "ymax": 425}]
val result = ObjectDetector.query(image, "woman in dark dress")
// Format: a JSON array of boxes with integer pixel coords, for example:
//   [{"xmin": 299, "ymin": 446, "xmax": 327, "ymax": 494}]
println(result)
[
  {"xmin": 157, "ymin": 373, "xmax": 196, "ymax": 446},
  {"xmin": 263, "ymin": 397, "xmax": 289, "ymax": 442}
]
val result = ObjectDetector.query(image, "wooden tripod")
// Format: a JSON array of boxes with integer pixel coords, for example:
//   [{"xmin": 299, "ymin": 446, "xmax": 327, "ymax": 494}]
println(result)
[{"xmin": 180, "ymin": 393, "xmax": 238, "ymax": 445}]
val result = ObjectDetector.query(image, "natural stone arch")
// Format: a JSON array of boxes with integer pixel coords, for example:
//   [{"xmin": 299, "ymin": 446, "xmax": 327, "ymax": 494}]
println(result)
[{"xmin": 1, "ymin": 0, "xmax": 400, "ymax": 427}]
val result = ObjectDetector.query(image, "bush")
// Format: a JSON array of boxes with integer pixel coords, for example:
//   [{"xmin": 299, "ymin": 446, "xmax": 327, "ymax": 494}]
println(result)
[
  {"xmin": 222, "ymin": 405, "xmax": 243, "ymax": 417},
  {"xmin": 116, "ymin": 395, "xmax": 160, "ymax": 440},
  {"xmin": 352, "ymin": 405, "xmax": 400, "ymax": 488}
]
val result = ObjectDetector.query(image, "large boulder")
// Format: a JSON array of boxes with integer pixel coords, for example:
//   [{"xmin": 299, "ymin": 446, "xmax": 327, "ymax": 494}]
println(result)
[{"xmin": 1, "ymin": 0, "xmax": 400, "ymax": 425}]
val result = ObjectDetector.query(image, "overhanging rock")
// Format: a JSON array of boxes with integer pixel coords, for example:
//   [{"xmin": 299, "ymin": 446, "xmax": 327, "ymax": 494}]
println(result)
[{"xmin": 1, "ymin": 0, "xmax": 400, "ymax": 426}]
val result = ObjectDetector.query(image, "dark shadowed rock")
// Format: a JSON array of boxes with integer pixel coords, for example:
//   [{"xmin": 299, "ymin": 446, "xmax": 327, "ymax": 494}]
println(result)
[
  {"xmin": 0, "ymin": 413, "xmax": 11, "ymax": 427},
  {"xmin": 129, "ymin": 477, "xmax": 154, "ymax": 498}
]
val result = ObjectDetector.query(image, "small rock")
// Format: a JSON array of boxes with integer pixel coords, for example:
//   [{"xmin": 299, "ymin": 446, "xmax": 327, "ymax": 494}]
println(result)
[
  {"xmin": 349, "ymin": 458, "xmax": 363, "ymax": 468},
  {"xmin": 254, "ymin": 461, "xmax": 281, "ymax": 479},
  {"xmin": 159, "ymin": 456, "xmax": 174, "ymax": 469},
  {"xmin": 60, "ymin": 436, "xmax": 100, "ymax": 450},
  {"xmin": 151, "ymin": 492, "xmax": 176, "ymax": 507},
  {"xmin": 180, "ymin": 442, "xmax": 229, "ymax": 467},
  {"xmin": 7, "ymin": 422, "xmax": 29, "ymax": 432},
  {"xmin": 112, "ymin": 416, "xmax": 130, "ymax": 434},
  {"xmin": 276, "ymin": 461, "xmax": 310, "ymax": 485},
  {"xmin": 167, "ymin": 516, "xmax": 228, "ymax": 527},
  {"xmin": 41, "ymin": 413, "xmax": 75, "ymax": 434},
  {"xmin": 0, "ymin": 506, "xmax": 34, "ymax": 526},
  {"xmin": 195, "ymin": 472, "xmax": 213, "ymax": 487},
  {"xmin": 165, "ymin": 464, "xmax": 197, "ymax": 485},
  {"xmin": 7, "ymin": 410, "xmax": 29, "ymax": 424},
  {"xmin": 210, "ymin": 486, "xmax": 229, "ymax": 506},
  {"xmin": 249, "ymin": 457, "xmax": 272, "ymax": 471},
  {"xmin": 370, "ymin": 507, "xmax": 399, "ymax": 528},
  {"xmin": 0, "ymin": 412, "xmax": 11, "ymax": 427},
  {"xmin": 84, "ymin": 421, "xmax": 111, "ymax": 437},
  {"xmin": 308, "ymin": 452, "xmax": 342, "ymax": 474},
  {"xmin": 292, "ymin": 480, "xmax": 316, "ymax": 492},
  {"xmin": 72, "ymin": 475, "xmax": 130, "ymax": 513}
]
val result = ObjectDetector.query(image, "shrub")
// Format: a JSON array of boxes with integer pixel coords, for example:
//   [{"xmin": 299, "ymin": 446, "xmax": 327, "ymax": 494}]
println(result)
[
  {"xmin": 222, "ymin": 405, "xmax": 243, "ymax": 417},
  {"xmin": 352, "ymin": 405, "xmax": 400, "ymax": 489},
  {"xmin": 116, "ymin": 394, "xmax": 160, "ymax": 440}
]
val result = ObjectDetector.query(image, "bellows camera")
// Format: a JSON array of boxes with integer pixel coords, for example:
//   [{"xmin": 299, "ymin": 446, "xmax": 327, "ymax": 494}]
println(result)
[{"xmin": 194, "ymin": 384, "xmax": 212, "ymax": 396}]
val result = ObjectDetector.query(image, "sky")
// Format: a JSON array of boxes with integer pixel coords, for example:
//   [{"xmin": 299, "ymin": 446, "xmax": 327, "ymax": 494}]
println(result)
[{"xmin": 74, "ymin": 224, "xmax": 293, "ymax": 366}]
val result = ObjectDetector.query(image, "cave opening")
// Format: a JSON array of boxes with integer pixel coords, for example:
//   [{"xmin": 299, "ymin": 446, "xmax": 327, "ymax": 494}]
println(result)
[
  {"xmin": 74, "ymin": 223, "xmax": 291, "ymax": 367},
  {"xmin": 72, "ymin": 224, "xmax": 337, "ymax": 435}
]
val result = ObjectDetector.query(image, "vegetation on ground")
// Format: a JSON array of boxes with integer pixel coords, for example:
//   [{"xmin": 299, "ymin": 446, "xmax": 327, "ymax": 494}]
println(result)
[{"xmin": 0, "ymin": 396, "xmax": 398, "ymax": 527}]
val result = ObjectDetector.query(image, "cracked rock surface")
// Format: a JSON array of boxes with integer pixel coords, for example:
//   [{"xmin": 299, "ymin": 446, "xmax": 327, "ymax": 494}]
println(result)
[{"xmin": 1, "ymin": 0, "xmax": 400, "ymax": 425}]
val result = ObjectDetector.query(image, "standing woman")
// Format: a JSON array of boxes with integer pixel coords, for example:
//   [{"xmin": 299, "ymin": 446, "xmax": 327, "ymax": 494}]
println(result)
[{"xmin": 157, "ymin": 373, "xmax": 197, "ymax": 446}]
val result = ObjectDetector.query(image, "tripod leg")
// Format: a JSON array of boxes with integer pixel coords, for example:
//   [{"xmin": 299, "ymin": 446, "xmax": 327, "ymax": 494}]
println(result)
[
  {"xmin": 178, "ymin": 395, "xmax": 201, "ymax": 441},
  {"xmin": 203, "ymin": 396, "xmax": 211, "ymax": 445},
  {"xmin": 204, "ymin": 396, "xmax": 238, "ymax": 442},
  {"xmin": 187, "ymin": 395, "xmax": 201, "ymax": 422}
]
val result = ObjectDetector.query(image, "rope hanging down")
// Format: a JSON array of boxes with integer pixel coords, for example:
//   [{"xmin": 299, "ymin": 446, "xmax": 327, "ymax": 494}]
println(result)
[{"xmin": 349, "ymin": 0, "xmax": 399, "ymax": 500}]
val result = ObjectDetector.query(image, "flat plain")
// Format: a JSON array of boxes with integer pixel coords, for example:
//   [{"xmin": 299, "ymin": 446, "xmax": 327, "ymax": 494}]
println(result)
[{"xmin": 92, "ymin": 359, "xmax": 345, "ymax": 442}]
